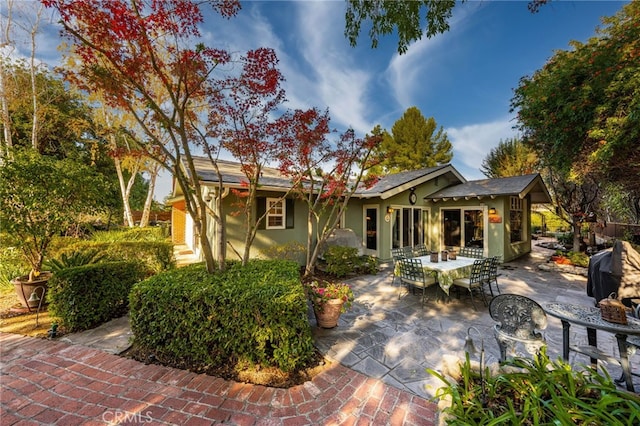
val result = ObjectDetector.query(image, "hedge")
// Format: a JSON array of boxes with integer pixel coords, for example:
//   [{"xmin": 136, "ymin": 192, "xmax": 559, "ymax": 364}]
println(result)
[
  {"xmin": 48, "ymin": 261, "xmax": 146, "ymax": 332},
  {"xmin": 129, "ymin": 260, "xmax": 315, "ymax": 372},
  {"xmin": 53, "ymin": 241, "xmax": 174, "ymax": 275}
]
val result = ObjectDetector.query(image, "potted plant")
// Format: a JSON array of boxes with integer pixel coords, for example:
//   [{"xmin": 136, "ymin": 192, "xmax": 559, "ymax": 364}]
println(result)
[
  {"xmin": 0, "ymin": 151, "xmax": 109, "ymax": 309},
  {"xmin": 308, "ymin": 280, "xmax": 354, "ymax": 328}
]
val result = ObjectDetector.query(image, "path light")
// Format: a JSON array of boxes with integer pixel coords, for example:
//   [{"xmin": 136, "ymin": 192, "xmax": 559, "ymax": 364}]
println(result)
[
  {"xmin": 27, "ymin": 286, "xmax": 47, "ymax": 328},
  {"xmin": 464, "ymin": 326, "xmax": 487, "ymax": 407}
]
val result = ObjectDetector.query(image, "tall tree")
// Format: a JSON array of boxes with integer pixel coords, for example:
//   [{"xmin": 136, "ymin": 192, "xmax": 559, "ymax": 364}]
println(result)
[
  {"xmin": 374, "ymin": 106, "xmax": 452, "ymax": 173},
  {"xmin": 511, "ymin": 2, "xmax": 640, "ymax": 246},
  {"xmin": 480, "ymin": 137, "xmax": 538, "ymax": 178},
  {"xmin": 46, "ymin": 0, "xmax": 279, "ymax": 273}
]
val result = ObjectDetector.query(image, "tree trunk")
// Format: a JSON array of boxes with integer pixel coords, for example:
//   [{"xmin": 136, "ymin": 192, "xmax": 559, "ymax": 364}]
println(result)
[
  {"xmin": 29, "ymin": 4, "xmax": 43, "ymax": 151},
  {"xmin": 139, "ymin": 162, "xmax": 160, "ymax": 228},
  {"xmin": 572, "ymin": 217, "xmax": 583, "ymax": 252}
]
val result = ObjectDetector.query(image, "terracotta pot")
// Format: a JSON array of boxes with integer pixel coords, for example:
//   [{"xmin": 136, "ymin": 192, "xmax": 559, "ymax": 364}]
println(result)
[
  {"xmin": 314, "ymin": 298, "xmax": 345, "ymax": 329},
  {"xmin": 11, "ymin": 273, "xmax": 51, "ymax": 309}
]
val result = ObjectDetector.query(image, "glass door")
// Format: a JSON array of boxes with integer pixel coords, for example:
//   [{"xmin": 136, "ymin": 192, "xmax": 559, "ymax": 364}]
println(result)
[{"xmin": 364, "ymin": 206, "xmax": 378, "ymax": 255}]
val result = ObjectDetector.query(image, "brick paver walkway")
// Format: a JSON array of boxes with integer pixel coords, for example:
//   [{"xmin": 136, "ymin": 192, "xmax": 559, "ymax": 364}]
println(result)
[{"xmin": 0, "ymin": 332, "xmax": 438, "ymax": 425}]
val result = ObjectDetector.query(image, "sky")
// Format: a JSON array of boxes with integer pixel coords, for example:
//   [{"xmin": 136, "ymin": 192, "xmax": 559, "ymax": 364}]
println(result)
[{"xmin": 5, "ymin": 0, "xmax": 629, "ymax": 201}]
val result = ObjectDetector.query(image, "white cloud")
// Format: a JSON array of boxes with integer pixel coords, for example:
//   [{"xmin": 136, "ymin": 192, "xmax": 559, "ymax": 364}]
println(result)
[
  {"xmin": 293, "ymin": 2, "xmax": 374, "ymax": 134},
  {"xmin": 447, "ymin": 118, "xmax": 518, "ymax": 180}
]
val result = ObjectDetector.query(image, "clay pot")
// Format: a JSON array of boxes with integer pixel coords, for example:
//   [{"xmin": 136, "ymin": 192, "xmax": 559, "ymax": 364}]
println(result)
[
  {"xmin": 313, "ymin": 298, "xmax": 345, "ymax": 328},
  {"xmin": 11, "ymin": 273, "xmax": 51, "ymax": 309}
]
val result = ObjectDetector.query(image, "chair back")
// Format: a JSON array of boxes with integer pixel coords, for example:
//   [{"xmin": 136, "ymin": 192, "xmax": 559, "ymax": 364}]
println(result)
[
  {"xmin": 488, "ymin": 256, "xmax": 500, "ymax": 278},
  {"xmin": 469, "ymin": 258, "xmax": 488, "ymax": 285},
  {"xmin": 489, "ymin": 294, "xmax": 547, "ymax": 339},
  {"xmin": 413, "ymin": 244, "xmax": 429, "ymax": 257},
  {"xmin": 391, "ymin": 247, "xmax": 407, "ymax": 262},
  {"xmin": 460, "ymin": 247, "xmax": 483, "ymax": 258},
  {"xmin": 398, "ymin": 257, "xmax": 425, "ymax": 285}
]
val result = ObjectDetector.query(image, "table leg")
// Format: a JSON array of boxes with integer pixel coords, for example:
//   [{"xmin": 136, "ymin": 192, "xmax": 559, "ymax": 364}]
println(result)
[
  {"xmin": 614, "ymin": 334, "xmax": 634, "ymax": 392},
  {"xmin": 587, "ymin": 327, "xmax": 598, "ymax": 367},
  {"xmin": 560, "ymin": 320, "xmax": 570, "ymax": 361}
]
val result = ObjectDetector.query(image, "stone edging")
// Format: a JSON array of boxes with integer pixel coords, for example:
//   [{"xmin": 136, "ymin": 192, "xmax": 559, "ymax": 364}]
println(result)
[{"xmin": 537, "ymin": 262, "xmax": 588, "ymax": 277}]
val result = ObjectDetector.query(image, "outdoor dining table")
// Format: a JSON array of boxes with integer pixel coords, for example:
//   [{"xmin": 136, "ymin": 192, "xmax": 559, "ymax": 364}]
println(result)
[
  {"xmin": 544, "ymin": 302, "xmax": 640, "ymax": 392},
  {"xmin": 414, "ymin": 255, "xmax": 476, "ymax": 295}
]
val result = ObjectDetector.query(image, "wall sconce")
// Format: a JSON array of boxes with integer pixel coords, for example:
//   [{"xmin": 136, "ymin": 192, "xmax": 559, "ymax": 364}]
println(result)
[
  {"xmin": 386, "ymin": 206, "xmax": 394, "ymax": 215},
  {"xmin": 488, "ymin": 207, "xmax": 497, "ymax": 215}
]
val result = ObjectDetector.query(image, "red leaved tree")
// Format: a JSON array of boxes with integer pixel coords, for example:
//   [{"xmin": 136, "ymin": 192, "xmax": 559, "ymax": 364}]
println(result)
[
  {"xmin": 44, "ymin": 0, "xmax": 286, "ymax": 272},
  {"xmin": 276, "ymin": 109, "xmax": 382, "ymax": 276}
]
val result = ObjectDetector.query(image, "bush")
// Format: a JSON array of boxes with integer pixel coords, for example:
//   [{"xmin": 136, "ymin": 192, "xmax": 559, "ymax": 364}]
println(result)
[
  {"xmin": 54, "ymin": 241, "xmax": 174, "ymax": 275},
  {"xmin": 429, "ymin": 349, "xmax": 640, "ymax": 424},
  {"xmin": 91, "ymin": 227, "xmax": 167, "ymax": 242},
  {"xmin": 49, "ymin": 261, "xmax": 146, "ymax": 332},
  {"xmin": 324, "ymin": 246, "xmax": 379, "ymax": 278},
  {"xmin": 260, "ymin": 241, "xmax": 306, "ymax": 265},
  {"xmin": 0, "ymin": 246, "xmax": 29, "ymax": 288},
  {"xmin": 129, "ymin": 260, "xmax": 315, "ymax": 372}
]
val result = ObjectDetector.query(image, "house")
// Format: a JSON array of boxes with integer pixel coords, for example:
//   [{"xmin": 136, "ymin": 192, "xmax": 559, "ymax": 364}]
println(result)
[{"xmin": 170, "ymin": 157, "xmax": 552, "ymax": 264}]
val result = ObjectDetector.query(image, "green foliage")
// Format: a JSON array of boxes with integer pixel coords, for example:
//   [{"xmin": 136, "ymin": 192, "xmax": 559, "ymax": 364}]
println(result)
[
  {"xmin": 90, "ymin": 227, "xmax": 167, "ymax": 243},
  {"xmin": 54, "ymin": 241, "xmax": 174, "ymax": 275},
  {"xmin": 0, "ymin": 150, "xmax": 110, "ymax": 278},
  {"xmin": 480, "ymin": 137, "xmax": 539, "ymax": 179},
  {"xmin": 345, "ymin": 0, "xmax": 456, "ymax": 54},
  {"xmin": 531, "ymin": 210, "xmax": 567, "ymax": 233},
  {"xmin": 48, "ymin": 261, "xmax": 146, "ymax": 332},
  {"xmin": 371, "ymin": 107, "xmax": 452, "ymax": 174},
  {"xmin": 259, "ymin": 241, "xmax": 306, "ymax": 264},
  {"xmin": 44, "ymin": 249, "xmax": 107, "ymax": 274},
  {"xmin": 129, "ymin": 260, "xmax": 315, "ymax": 372},
  {"xmin": 324, "ymin": 246, "xmax": 379, "ymax": 278},
  {"xmin": 565, "ymin": 251, "xmax": 590, "ymax": 268},
  {"xmin": 428, "ymin": 349, "xmax": 640, "ymax": 424},
  {"xmin": 0, "ymin": 246, "xmax": 29, "ymax": 288},
  {"xmin": 511, "ymin": 2, "xmax": 640, "ymax": 196}
]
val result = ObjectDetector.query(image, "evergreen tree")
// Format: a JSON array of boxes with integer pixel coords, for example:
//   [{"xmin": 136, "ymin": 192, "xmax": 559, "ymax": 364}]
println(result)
[
  {"xmin": 480, "ymin": 137, "xmax": 539, "ymax": 178},
  {"xmin": 374, "ymin": 106, "xmax": 452, "ymax": 173}
]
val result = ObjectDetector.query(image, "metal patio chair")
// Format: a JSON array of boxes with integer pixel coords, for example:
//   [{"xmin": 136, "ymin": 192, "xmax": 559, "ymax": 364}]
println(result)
[
  {"xmin": 397, "ymin": 257, "xmax": 438, "ymax": 306},
  {"xmin": 451, "ymin": 258, "xmax": 489, "ymax": 310}
]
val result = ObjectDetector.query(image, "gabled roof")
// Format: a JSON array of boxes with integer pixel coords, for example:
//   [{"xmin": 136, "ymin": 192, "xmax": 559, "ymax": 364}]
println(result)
[
  {"xmin": 355, "ymin": 164, "xmax": 466, "ymax": 199},
  {"xmin": 424, "ymin": 173, "xmax": 552, "ymax": 204}
]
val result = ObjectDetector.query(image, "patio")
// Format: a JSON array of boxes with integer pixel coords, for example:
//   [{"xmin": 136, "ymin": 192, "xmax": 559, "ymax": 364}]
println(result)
[{"xmin": 311, "ymin": 238, "xmax": 640, "ymax": 400}]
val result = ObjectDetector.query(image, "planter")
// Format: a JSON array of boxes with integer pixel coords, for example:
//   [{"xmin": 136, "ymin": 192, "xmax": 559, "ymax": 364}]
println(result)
[
  {"xmin": 11, "ymin": 273, "xmax": 51, "ymax": 309},
  {"xmin": 314, "ymin": 298, "xmax": 345, "ymax": 328}
]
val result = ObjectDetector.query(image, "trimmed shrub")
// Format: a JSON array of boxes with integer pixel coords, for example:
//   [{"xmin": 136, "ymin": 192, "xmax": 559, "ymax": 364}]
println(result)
[
  {"xmin": 54, "ymin": 241, "xmax": 174, "ymax": 275},
  {"xmin": 49, "ymin": 261, "xmax": 146, "ymax": 332},
  {"xmin": 324, "ymin": 246, "xmax": 379, "ymax": 278},
  {"xmin": 129, "ymin": 260, "xmax": 315, "ymax": 372}
]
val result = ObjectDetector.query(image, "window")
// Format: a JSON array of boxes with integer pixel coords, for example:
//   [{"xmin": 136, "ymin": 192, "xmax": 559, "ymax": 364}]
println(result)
[
  {"xmin": 510, "ymin": 196, "xmax": 524, "ymax": 243},
  {"xmin": 266, "ymin": 198, "xmax": 285, "ymax": 229}
]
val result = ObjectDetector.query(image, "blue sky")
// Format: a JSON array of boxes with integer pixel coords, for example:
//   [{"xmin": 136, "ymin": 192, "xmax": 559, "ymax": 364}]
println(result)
[{"xmin": 6, "ymin": 0, "xmax": 628, "ymax": 201}]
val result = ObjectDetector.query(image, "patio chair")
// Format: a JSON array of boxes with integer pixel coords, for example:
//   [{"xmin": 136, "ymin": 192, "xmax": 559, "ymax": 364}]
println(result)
[
  {"xmin": 459, "ymin": 247, "xmax": 483, "ymax": 258},
  {"xmin": 397, "ymin": 257, "xmax": 438, "ymax": 306},
  {"xmin": 489, "ymin": 294, "xmax": 547, "ymax": 361},
  {"xmin": 413, "ymin": 244, "xmax": 429, "ymax": 257},
  {"xmin": 391, "ymin": 247, "xmax": 408, "ymax": 287},
  {"xmin": 484, "ymin": 256, "xmax": 502, "ymax": 297},
  {"xmin": 451, "ymin": 258, "xmax": 489, "ymax": 310}
]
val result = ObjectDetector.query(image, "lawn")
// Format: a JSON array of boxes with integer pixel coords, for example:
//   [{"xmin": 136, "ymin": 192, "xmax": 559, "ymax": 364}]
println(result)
[{"xmin": 0, "ymin": 283, "xmax": 59, "ymax": 338}]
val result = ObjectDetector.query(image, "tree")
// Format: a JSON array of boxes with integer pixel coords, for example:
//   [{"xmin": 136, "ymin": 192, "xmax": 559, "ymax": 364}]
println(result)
[
  {"xmin": 345, "ymin": 0, "xmax": 457, "ymax": 54},
  {"xmin": 373, "ymin": 106, "xmax": 452, "ymax": 173},
  {"xmin": 480, "ymin": 137, "xmax": 538, "ymax": 178},
  {"xmin": 511, "ymin": 2, "xmax": 640, "ymax": 245},
  {"xmin": 0, "ymin": 150, "xmax": 109, "ymax": 280},
  {"xmin": 46, "ymin": 0, "xmax": 280, "ymax": 273},
  {"xmin": 344, "ymin": 0, "xmax": 551, "ymax": 54},
  {"xmin": 276, "ymin": 109, "xmax": 382, "ymax": 277}
]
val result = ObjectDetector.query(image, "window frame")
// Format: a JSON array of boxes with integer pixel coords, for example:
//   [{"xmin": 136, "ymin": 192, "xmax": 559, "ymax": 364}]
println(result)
[{"xmin": 266, "ymin": 197, "xmax": 286, "ymax": 230}]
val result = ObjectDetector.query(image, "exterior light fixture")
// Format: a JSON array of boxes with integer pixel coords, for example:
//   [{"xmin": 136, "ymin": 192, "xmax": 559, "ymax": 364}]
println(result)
[{"xmin": 488, "ymin": 207, "xmax": 497, "ymax": 215}]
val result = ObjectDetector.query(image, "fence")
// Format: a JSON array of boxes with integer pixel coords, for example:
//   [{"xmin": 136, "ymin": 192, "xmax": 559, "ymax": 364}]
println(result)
[{"xmin": 597, "ymin": 222, "xmax": 640, "ymax": 243}]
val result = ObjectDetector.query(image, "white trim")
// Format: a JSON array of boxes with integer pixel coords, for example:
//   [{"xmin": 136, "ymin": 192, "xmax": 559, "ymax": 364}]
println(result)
[{"xmin": 266, "ymin": 198, "xmax": 286, "ymax": 230}]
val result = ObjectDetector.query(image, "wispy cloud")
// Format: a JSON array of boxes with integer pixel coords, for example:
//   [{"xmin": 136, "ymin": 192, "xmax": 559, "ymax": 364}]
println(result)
[{"xmin": 447, "ymin": 117, "xmax": 518, "ymax": 180}]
